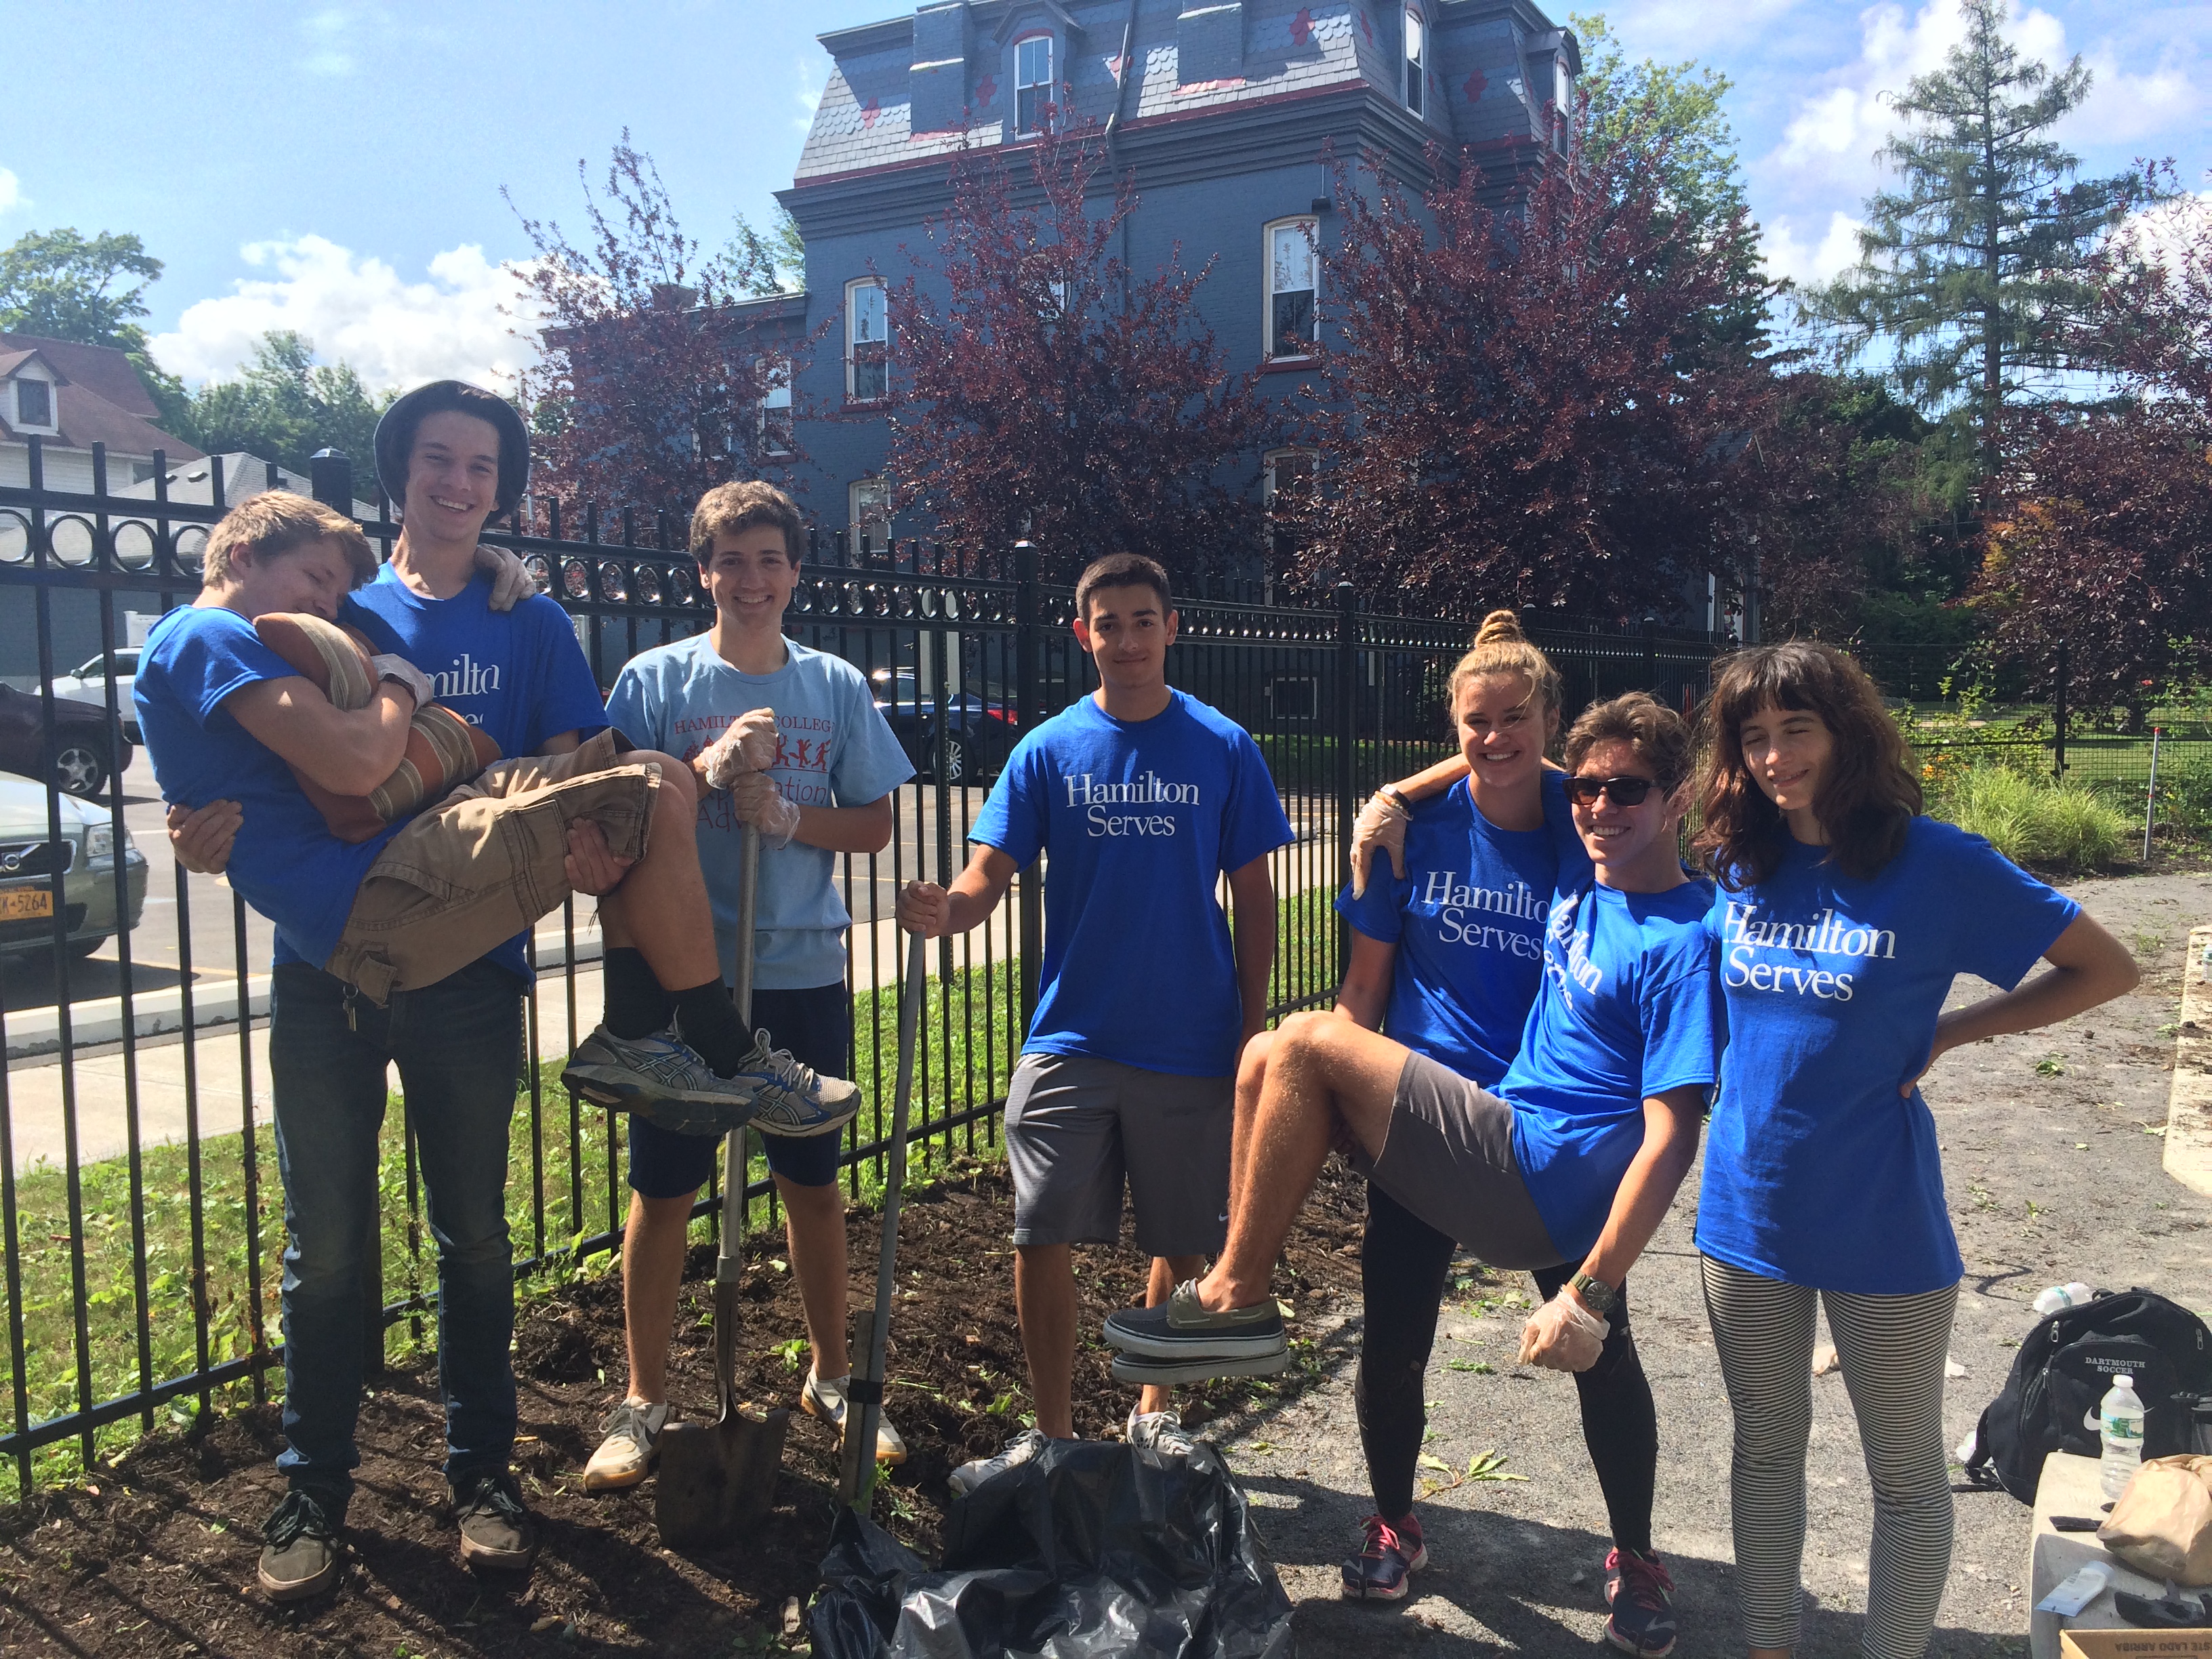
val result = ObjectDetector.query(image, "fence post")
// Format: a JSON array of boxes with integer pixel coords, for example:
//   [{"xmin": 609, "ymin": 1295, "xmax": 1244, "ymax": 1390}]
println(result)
[
  {"xmin": 311, "ymin": 449, "xmax": 384, "ymax": 1370},
  {"xmin": 2053, "ymin": 639, "xmax": 2069, "ymax": 781},
  {"xmin": 1014, "ymin": 540, "xmax": 1042, "ymax": 1031},
  {"xmin": 1335, "ymin": 581, "xmax": 1358, "ymax": 906}
]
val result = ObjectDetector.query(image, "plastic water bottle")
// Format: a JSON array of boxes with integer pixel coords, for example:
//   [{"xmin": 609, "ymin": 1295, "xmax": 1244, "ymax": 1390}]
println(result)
[
  {"xmin": 2033, "ymin": 1282, "xmax": 2094, "ymax": 1316},
  {"xmin": 2100, "ymin": 1373, "xmax": 2147, "ymax": 1498}
]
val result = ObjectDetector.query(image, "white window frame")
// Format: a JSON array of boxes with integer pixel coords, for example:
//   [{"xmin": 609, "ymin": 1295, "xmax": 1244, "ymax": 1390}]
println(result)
[
  {"xmin": 846, "ymin": 278, "xmax": 889, "ymax": 403},
  {"xmin": 1552, "ymin": 54, "xmax": 1574, "ymax": 152},
  {"xmin": 757, "ymin": 356, "xmax": 794, "ymax": 455},
  {"xmin": 1403, "ymin": 7, "xmax": 1426, "ymax": 117},
  {"xmin": 1015, "ymin": 32, "xmax": 1054, "ymax": 136},
  {"xmin": 1263, "ymin": 218, "xmax": 1319, "ymax": 362},
  {"xmin": 12, "ymin": 373, "xmax": 56, "ymax": 433},
  {"xmin": 849, "ymin": 477, "xmax": 890, "ymax": 561},
  {"xmin": 1262, "ymin": 446, "xmax": 1318, "ymax": 506}
]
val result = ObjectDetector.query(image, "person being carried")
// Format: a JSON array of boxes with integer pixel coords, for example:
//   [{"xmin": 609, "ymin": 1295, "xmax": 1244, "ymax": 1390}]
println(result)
[
  {"xmin": 897, "ymin": 552, "xmax": 1293, "ymax": 1490},
  {"xmin": 1103, "ymin": 696, "xmax": 1720, "ymax": 1587},
  {"xmin": 583, "ymin": 480, "xmax": 917, "ymax": 1491}
]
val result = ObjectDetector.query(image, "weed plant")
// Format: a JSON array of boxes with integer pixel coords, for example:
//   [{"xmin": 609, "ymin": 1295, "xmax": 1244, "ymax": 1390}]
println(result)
[{"xmin": 1928, "ymin": 764, "xmax": 2132, "ymax": 872}]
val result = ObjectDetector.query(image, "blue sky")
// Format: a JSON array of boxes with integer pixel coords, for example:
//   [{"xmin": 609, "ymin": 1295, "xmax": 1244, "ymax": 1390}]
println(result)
[{"xmin": 3, "ymin": 0, "xmax": 2203, "ymax": 391}]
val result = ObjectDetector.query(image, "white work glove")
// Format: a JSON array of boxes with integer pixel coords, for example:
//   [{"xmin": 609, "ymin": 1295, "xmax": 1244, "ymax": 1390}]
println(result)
[
  {"xmin": 474, "ymin": 542, "xmax": 538, "ymax": 611},
  {"xmin": 1519, "ymin": 1286, "xmax": 1609, "ymax": 1372},
  {"xmin": 729, "ymin": 771, "xmax": 802, "ymax": 849},
  {"xmin": 701, "ymin": 708, "xmax": 780, "ymax": 789},
  {"xmin": 1349, "ymin": 790, "xmax": 1412, "ymax": 899},
  {"xmin": 369, "ymin": 653, "xmax": 436, "ymax": 710}
]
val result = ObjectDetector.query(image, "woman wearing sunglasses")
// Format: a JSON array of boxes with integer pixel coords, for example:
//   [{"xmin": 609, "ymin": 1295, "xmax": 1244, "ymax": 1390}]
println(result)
[{"xmin": 1692, "ymin": 642, "xmax": 2135, "ymax": 1659}]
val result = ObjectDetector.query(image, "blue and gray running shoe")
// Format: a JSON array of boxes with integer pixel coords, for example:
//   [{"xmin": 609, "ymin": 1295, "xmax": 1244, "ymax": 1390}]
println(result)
[
  {"xmin": 727, "ymin": 1028, "xmax": 860, "ymax": 1139},
  {"xmin": 562, "ymin": 1026, "xmax": 762, "ymax": 1136}
]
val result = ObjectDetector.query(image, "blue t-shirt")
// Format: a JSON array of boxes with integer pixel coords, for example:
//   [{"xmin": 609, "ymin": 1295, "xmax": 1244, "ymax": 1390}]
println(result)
[
  {"xmin": 1334, "ymin": 771, "xmax": 1591, "ymax": 1088},
  {"xmin": 605, "ymin": 636, "xmax": 914, "ymax": 990},
  {"xmin": 135, "ymin": 605, "xmax": 405, "ymax": 968},
  {"xmin": 268, "ymin": 570, "xmax": 611, "ymax": 979},
  {"xmin": 1696, "ymin": 816, "xmax": 2080, "ymax": 1294},
  {"xmin": 971, "ymin": 689, "xmax": 1294, "ymax": 1078},
  {"xmin": 1500, "ymin": 876, "xmax": 1721, "ymax": 1260}
]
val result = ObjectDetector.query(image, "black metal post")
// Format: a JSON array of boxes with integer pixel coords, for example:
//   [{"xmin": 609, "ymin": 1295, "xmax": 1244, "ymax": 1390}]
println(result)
[
  {"xmin": 1334, "ymin": 581, "xmax": 1358, "ymax": 924},
  {"xmin": 1014, "ymin": 541, "xmax": 1042, "ymax": 1031},
  {"xmin": 2053, "ymin": 639, "xmax": 2069, "ymax": 781},
  {"xmin": 1641, "ymin": 614, "xmax": 1659, "ymax": 695},
  {"xmin": 309, "ymin": 448, "xmax": 353, "ymax": 516}
]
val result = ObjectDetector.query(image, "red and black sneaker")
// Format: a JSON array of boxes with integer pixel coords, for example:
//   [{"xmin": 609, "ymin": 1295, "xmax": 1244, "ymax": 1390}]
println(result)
[
  {"xmin": 1340, "ymin": 1511, "xmax": 1428, "ymax": 1601},
  {"xmin": 1603, "ymin": 1547, "xmax": 1678, "ymax": 1656}
]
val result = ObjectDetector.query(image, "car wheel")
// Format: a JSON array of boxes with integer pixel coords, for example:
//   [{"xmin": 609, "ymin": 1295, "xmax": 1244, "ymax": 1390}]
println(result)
[
  {"xmin": 937, "ymin": 733, "xmax": 970, "ymax": 785},
  {"xmin": 53, "ymin": 743, "xmax": 107, "ymax": 797}
]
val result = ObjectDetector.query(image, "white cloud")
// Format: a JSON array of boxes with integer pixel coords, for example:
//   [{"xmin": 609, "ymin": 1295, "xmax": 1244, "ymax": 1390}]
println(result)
[
  {"xmin": 302, "ymin": 6, "xmax": 362, "ymax": 77},
  {"xmin": 794, "ymin": 56, "xmax": 825, "ymax": 136},
  {"xmin": 150, "ymin": 235, "xmax": 544, "ymax": 393},
  {"xmin": 0, "ymin": 168, "xmax": 24, "ymax": 219},
  {"xmin": 1764, "ymin": 210, "xmax": 1866, "ymax": 286},
  {"xmin": 2062, "ymin": 45, "xmax": 2197, "ymax": 146}
]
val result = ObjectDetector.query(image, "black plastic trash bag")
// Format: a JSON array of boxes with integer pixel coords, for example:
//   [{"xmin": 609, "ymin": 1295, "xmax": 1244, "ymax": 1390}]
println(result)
[{"xmin": 808, "ymin": 1437, "xmax": 1294, "ymax": 1658}]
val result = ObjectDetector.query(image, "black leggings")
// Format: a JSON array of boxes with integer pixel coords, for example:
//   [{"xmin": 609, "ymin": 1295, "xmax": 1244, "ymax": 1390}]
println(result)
[{"xmin": 1355, "ymin": 1183, "xmax": 1658, "ymax": 1551}]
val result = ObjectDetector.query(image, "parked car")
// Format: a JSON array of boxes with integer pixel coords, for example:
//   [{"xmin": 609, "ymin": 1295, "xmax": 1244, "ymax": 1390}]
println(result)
[
  {"xmin": 0, "ymin": 774, "xmax": 148, "ymax": 959},
  {"xmin": 48, "ymin": 647, "xmax": 143, "ymax": 742},
  {"xmin": 869, "ymin": 669, "xmax": 1015, "ymax": 785},
  {"xmin": 0, "ymin": 684, "xmax": 135, "ymax": 797}
]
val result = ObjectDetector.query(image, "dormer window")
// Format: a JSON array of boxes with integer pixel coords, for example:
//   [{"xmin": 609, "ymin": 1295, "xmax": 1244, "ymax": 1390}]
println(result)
[
  {"xmin": 14, "ymin": 377, "xmax": 53, "ymax": 429},
  {"xmin": 1404, "ymin": 9, "xmax": 1425, "ymax": 116},
  {"xmin": 1015, "ymin": 33, "xmax": 1054, "ymax": 135}
]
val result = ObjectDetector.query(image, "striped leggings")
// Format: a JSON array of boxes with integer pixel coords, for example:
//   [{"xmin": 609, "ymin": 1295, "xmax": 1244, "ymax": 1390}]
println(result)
[{"xmin": 1700, "ymin": 1257, "xmax": 1959, "ymax": 1659}]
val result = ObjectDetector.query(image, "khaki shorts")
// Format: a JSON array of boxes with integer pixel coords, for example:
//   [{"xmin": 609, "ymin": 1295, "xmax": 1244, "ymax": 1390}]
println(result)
[{"xmin": 324, "ymin": 729, "xmax": 658, "ymax": 1004}]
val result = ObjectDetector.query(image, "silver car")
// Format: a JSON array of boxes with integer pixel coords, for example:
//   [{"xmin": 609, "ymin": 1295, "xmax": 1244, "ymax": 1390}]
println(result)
[
  {"xmin": 0, "ymin": 775, "xmax": 148, "ymax": 958},
  {"xmin": 47, "ymin": 648, "xmax": 143, "ymax": 743}
]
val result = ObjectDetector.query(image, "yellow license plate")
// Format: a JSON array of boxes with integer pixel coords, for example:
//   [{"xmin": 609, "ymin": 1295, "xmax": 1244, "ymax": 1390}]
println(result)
[{"xmin": 0, "ymin": 888, "xmax": 54, "ymax": 920}]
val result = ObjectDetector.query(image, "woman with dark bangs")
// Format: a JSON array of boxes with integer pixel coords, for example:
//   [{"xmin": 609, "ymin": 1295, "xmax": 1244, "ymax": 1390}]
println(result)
[{"xmin": 1692, "ymin": 640, "xmax": 2137, "ymax": 1659}]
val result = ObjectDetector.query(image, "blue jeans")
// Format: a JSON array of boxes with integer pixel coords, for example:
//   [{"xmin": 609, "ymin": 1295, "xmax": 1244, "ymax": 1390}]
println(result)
[{"xmin": 269, "ymin": 958, "xmax": 523, "ymax": 1508}]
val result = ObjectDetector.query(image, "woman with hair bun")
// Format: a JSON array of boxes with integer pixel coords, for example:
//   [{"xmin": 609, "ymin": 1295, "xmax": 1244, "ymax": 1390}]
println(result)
[{"xmin": 1693, "ymin": 641, "xmax": 2136, "ymax": 1659}]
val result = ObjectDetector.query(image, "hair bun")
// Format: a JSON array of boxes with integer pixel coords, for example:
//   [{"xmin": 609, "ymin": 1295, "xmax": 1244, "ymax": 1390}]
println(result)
[{"xmin": 1473, "ymin": 609, "xmax": 1525, "ymax": 646}]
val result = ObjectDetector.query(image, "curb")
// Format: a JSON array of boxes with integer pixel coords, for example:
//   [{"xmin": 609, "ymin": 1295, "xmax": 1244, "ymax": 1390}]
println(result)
[{"xmin": 2163, "ymin": 924, "xmax": 2212, "ymax": 1198}]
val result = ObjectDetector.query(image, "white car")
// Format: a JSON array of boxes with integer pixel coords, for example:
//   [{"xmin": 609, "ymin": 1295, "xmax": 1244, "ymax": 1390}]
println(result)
[
  {"xmin": 48, "ymin": 649, "xmax": 142, "ymax": 743},
  {"xmin": 0, "ymin": 775, "xmax": 148, "ymax": 959}
]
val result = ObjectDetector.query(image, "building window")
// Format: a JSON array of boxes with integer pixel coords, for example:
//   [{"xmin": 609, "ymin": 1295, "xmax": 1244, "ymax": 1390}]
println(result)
[
  {"xmin": 758, "ymin": 357, "xmax": 793, "ymax": 455},
  {"xmin": 850, "ymin": 477, "xmax": 890, "ymax": 561},
  {"xmin": 1265, "ymin": 220, "xmax": 1318, "ymax": 360},
  {"xmin": 14, "ymin": 377, "xmax": 53, "ymax": 428},
  {"xmin": 1263, "ymin": 447, "xmax": 1317, "ymax": 507},
  {"xmin": 1015, "ymin": 34, "xmax": 1054, "ymax": 135},
  {"xmin": 1404, "ymin": 9, "xmax": 1425, "ymax": 116},
  {"xmin": 846, "ymin": 279, "xmax": 889, "ymax": 403},
  {"xmin": 1553, "ymin": 54, "xmax": 1573, "ymax": 151}
]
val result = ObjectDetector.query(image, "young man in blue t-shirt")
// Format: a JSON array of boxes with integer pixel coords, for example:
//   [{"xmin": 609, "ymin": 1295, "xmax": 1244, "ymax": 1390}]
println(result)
[
  {"xmin": 897, "ymin": 552, "xmax": 1294, "ymax": 1487},
  {"xmin": 1106, "ymin": 698, "xmax": 1717, "ymax": 1451},
  {"xmin": 584, "ymin": 481, "xmax": 916, "ymax": 1492}
]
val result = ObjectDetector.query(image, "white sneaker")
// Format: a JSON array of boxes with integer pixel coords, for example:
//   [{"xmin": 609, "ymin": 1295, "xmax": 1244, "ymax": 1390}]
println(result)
[
  {"xmin": 582, "ymin": 1397, "xmax": 669, "ymax": 1492},
  {"xmin": 947, "ymin": 1428, "xmax": 1048, "ymax": 1498},
  {"xmin": 1126, "ymin": 1407, "xmax": 1198, "ymax": 1458},
  {"xmin": 802, "ymin": 1370, "xmax": 909, "ymax": 1465}
]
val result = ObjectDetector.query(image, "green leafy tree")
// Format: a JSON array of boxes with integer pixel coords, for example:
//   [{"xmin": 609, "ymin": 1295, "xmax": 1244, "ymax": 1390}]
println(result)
[
  {"xmin": 178, "ymin": 331, "xmax": 394, "ymax": 478},
  {"xmin": 728, "ymin": 204, "xmax": 806, "ymax": 298},
  {"xmin": 0, "ymin": 226, "xmax": 190, "ymax": 428},
  {"xmin": 1806, "ymin": 0, "xmax": 2163, "ymax": 473}
]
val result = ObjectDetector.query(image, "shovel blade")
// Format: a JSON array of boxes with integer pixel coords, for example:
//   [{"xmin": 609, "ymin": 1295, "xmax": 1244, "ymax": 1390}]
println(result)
[{"xmin": 654, "ymin": 1406, "xmax": 791, "ymax": 1549}]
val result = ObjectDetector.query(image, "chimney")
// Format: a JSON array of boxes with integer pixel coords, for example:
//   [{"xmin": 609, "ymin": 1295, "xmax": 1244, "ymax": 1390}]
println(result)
[
  {"xmin": 1177, "ymin": 2, "xmax": 1244, "ymax": 84},
  {"xmin": 912, "ymin": 0, "xmax": 972, "ymax": 134},
  {"xmin": 649, "ymin": 283, "xmax": 700, "ymax": 311}
]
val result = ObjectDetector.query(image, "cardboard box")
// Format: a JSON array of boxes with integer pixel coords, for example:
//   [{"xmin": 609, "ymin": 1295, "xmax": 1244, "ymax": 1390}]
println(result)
[{"xmin": 2062, "ymin": 1631, "xmax": 2212, "ymax": 1659}]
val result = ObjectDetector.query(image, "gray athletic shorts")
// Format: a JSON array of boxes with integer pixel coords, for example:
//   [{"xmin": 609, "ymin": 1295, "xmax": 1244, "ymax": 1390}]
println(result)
[
  {"xmin": 1362, "ymin": 1050, "xmax": 1563, "ymax": 1271},
  {"xmin": 1004, "ymin": 1052, "xmax": 1233, "ymax": 1256}
]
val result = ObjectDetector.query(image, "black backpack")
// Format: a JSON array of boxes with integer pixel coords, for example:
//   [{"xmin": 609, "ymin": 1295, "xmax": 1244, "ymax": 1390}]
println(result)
[{"xmin": 1963, "ymin": 1288, "xmax": 2212, "ymax": 1503}]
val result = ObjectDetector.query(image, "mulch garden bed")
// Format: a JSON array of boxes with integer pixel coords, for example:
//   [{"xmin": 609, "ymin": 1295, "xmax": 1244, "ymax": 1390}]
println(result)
[{"xmin": 0, "ymin": 1157, "xmax": 1372, "ymax": 1657}]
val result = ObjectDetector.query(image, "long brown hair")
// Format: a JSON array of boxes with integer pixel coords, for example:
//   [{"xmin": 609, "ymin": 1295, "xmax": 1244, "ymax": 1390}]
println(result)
[{"xmin": 1694, "ymin": 641, "xmax": 1921, "ymax": 887}]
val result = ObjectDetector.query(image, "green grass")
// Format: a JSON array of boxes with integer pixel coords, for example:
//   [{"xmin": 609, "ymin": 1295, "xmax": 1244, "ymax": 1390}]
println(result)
[{"xmin": 1926, "ymin": 764, "xmax": 2135, "ymax": 872}]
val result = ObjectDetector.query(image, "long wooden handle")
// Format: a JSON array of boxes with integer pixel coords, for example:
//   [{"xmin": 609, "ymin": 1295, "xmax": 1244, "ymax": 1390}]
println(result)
[{"xmin": 713, "ymin": 826, "xmax": 762, "ymax": 1418}]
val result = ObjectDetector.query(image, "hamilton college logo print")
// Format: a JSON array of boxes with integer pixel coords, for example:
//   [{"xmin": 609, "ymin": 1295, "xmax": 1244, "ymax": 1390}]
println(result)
[{"xmin": 1063, "ymin": 771, "xmax": 1200, "ymax": 838}]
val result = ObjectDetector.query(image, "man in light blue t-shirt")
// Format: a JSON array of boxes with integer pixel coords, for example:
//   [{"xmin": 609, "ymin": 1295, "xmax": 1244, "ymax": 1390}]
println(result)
[
  {"xmin": 585, "ymin": 482, "xmax": 916, "ymax": 1492},
  {"xmin": 898, "ymin": 552, "xmax": 1294, "ymax": 1488}
]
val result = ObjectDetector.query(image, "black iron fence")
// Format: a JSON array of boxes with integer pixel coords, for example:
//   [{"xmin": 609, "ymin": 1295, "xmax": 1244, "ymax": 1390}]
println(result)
[{"xmin": 0, "ymin": 436, "xmax": 2193, "ymax": 1492}]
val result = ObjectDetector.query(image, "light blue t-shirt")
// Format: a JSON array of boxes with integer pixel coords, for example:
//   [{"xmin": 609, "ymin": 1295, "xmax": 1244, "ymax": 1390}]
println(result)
[
  {"xmin": 605, "ymin": 635, "xmax": 914, "ymax": 991},
  {"xmin": 1500, "ymin": 876, "xmax": 1720, "ymax": 1260},
  {"xmin": 136, "ymin": 605, "xmax": 404, "ymax": 969},
  {"xmin": 1696, "ymin": 816, "xmax": 2080, "ymax": 1294},
  {"xmin": 971, "ymin": 689, "xmax": 1294, "ymax": 1078},
  {"xmin": 1334, "ymin": 771, "xmax": 1591, "ymax": 1088},
  {"xmin": 268, "ymin": 569, "xmax": 610, "ymax": 981}
]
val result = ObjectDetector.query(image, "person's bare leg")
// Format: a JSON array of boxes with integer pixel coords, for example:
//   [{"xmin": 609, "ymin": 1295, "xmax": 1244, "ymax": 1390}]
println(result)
[
  {"xmin": 1136, "ymin": 1253, "xmax": 1207, "ymax": 1418},
  {"xmin": 1197, "ymin": 1013, "xmax": 1407, "ymax": 1313},
  {"xmin": 778, "ymin": 1174, "xmax": 852, "ymax": 1380},
  {"xmin": 620, "ymin": 1190, "xmax": 697, "ymax": 1404},
  {"xmin": 1227, "ymin": 1031, "xmax": 1274, "ymax": 1221},
  {"xmin": 1016, "ymin": 1243, "xmax": 1077, "ymax": 1439},
  {"xmin": 597, "ymin": 754, "xmax": 720, "ymax": 990}
]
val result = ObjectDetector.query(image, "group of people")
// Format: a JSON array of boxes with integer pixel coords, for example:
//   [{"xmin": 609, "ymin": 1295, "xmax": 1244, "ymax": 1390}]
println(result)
[{"xmin": 135, "ymin": 375, "xmax": 2142, "ymax": 1659}]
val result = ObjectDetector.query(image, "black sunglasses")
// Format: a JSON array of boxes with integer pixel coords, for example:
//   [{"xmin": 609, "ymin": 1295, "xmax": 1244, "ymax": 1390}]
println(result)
[{"xmin": 1563, "ymin": 774, "xmax": 1656, "ymax": 806}]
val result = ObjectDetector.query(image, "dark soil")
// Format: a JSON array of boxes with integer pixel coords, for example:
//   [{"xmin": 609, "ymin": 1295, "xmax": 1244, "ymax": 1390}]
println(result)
[{"xmin": 0, "ymin": 1158, "xmax": 1372, "ymax": 1657}]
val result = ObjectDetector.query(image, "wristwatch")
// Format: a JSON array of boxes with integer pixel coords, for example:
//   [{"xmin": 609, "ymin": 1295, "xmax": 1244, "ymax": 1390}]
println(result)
[
  {"xmin": 1568, "ymin": 1271, "xmax": 1618, "ymax": 1314},
  {"xmin": 1380, "ymin": 784, "xmax": 1412, "ymax": 813}
]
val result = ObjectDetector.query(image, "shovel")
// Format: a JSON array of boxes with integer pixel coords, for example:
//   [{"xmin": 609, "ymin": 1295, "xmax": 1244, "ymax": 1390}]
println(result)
[
  {"xmin": 657, "ymin": 825, "xmax": 790, "ymax": 1548},
  {"xmin": 838, "ymin": 926, "xmax": 928, "ymax": 1513}
]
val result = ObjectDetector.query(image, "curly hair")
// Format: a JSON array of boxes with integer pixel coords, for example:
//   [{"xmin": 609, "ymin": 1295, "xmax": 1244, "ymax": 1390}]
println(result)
[
  {"xmin": 689, "ymin": 479, "xmax": 803, "ymax": 564},
  {"xmin": 1694, "ymin": 641, "xmax": 1921, "ymax": 888},
  {"xmin": 1563, "ymin": 692, "xmax": 1694, "ymax": 794}
]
